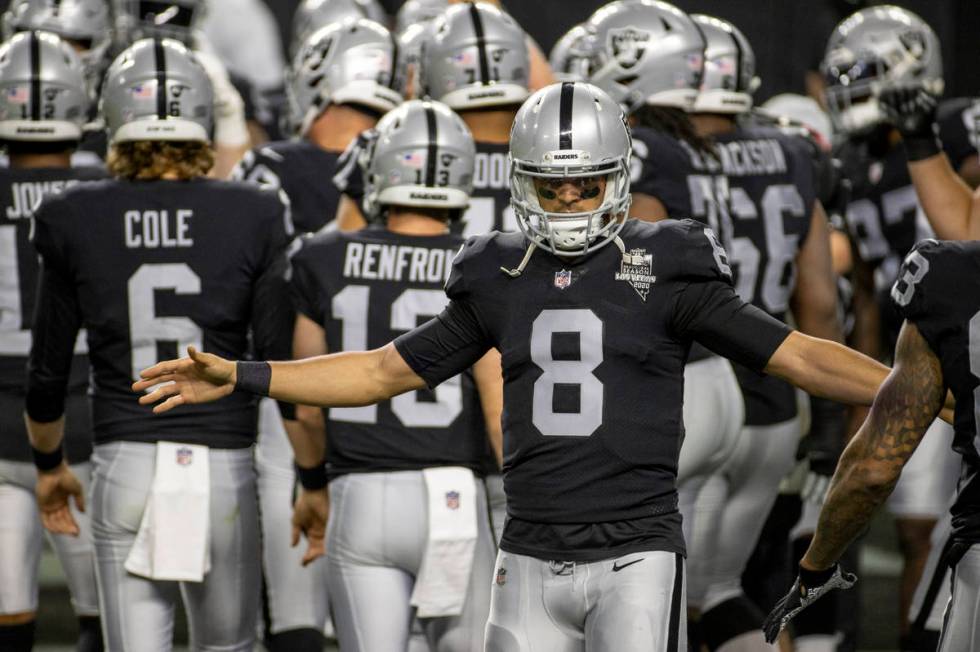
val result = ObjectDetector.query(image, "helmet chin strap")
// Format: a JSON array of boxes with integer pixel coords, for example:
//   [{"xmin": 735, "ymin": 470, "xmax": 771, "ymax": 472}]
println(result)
[{"xmin": 500, "ymin": 241, "xmax": 539, "ymax": 278}]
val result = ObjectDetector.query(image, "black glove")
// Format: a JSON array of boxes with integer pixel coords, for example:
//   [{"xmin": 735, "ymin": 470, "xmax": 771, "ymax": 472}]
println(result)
[
  {"xmin": 762, "ymin": 564, "xmax": 857, "ymax": 643},
  {"xmin": 877, "ymin": 84, "xmax": 941, "ymax": 161}
]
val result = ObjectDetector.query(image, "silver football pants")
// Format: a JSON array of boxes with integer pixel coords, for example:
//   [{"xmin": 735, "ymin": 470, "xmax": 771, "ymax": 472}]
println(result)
[
  {"xmin": 0, "ymin": 459, "xmax": 99, "ymax": 616},
  {"xmin": 255, "ymin": 398, "xmax": 329, "ymax": 634},
  {"xmin": 90, "ymin": 441, "xmax": 260, "ymax": 652},
  {"xmin": 326, "ymin": 470, "xmax": 496, "ymax": 651},
  {"xmin": 485, "ymin": 549, "xmax": 687, "ymax": 651},
  {"xmin": 939, "ymin": 544, "xmax": 980, "ymax": 652}
]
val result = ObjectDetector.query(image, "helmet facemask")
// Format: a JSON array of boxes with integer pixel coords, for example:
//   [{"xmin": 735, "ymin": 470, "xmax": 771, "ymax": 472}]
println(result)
[{"xmin": 511, "ymin": 157, "xmax": 631, "ymax": 257}]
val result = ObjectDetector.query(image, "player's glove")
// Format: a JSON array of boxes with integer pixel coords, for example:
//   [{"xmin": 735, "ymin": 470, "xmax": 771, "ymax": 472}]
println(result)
[
  {"xmin": 762, "ymin": 564, "xmax": 857, "ymax": 643},
  {"xmin": 877, "ymin": 84, "xmax": 941, "ymax": 161}
]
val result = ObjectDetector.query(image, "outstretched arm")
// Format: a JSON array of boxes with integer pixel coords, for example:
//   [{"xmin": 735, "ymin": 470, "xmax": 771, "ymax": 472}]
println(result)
[
  {"xmin": 135, "ymin": 343, "xmax": 426, "ymax": 414},
  {"xmin": 765, "ymin": 331, "xmax": 889, "ymax": 407},
  {"xmin": 801, "ymin": 320, "xmax": 945, "ymax": 570}
]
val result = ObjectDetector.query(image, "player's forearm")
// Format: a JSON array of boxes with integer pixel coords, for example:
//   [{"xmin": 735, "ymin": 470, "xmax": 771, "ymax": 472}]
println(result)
[
  {"xmin": 283, "ymin": 409, "xmax": 326, "ymax": 468},
  {"xmin": 907, "ymin": 154, "xmax": 974, "ymax": 240},
  {"xmin": 802, "ymin": 439, "xmax": 894, "ymax": 570},
  {"xmin": 24, "ymin": 414, "xmax": 66, "ymax": 453},
  {"xmin": 766, "ymin": 332, "xmax": 889, "ymax": 407},
  {"xmin": 266, "ymin": 345, "xmax": 424, "ymax": 408}
]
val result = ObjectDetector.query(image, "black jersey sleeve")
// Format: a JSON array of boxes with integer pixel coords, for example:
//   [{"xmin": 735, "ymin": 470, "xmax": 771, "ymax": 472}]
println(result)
[
  {"xmin": 333, "ymin": 131, "xmax": 369, "ymax": 202},
  {"xmin": 249, "ymin": 192, "xmax": 294, "ymax": 363},
  {"xmin": 288, "ymin": 241, "xmax": 323, "ymax": 322},
  {"xmin": 631, "ymin": 128, "xmax": 695, "ymax": 219},
  {"xmin": 891, "ymin": 239, "xmax": 952, "ymax": 355},
  {"xmin": 938, "ymin": 98, "xmax": 979, "ymax": 168},
  {"xmin": 667, "ymin": 220, "xmax": 791, "ymax": 370},
  {"xmin": 25, "ymin": 199, "xmax": 82, "ymax": 423},
  {"xmin": 393, "ymin": 236, "xmax": 493, "ymax": 387}
]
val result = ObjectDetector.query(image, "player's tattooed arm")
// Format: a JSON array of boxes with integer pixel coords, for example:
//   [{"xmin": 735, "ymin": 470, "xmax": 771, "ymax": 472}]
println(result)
[{"xmin": 801, "ymin": 320, "xmax": 945, "ymax": 571}]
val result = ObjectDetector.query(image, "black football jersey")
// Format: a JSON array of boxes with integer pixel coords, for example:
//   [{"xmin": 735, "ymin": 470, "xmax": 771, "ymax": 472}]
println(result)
[
  {"xmin": 233, "ymin": 139, "xmax": 342, "ymax": 234},
  {"xmin": 395, "ymin": 219, "xmax": 792, "ymax": 560},
  {"xmin": 0, "ymin": 166, "xmax": 106, "ymax": 463},
  {"xmin": 892, "ymin": 240, "xmax": 980, "ymax": 555},
  {"xmin": 27, "ymin": 178, "xmax": 293, "ymax": 448},
  {"xmin": 630, "ymin": 126, "xmax": 704, "ymax": 223},
  {"xmin": 712, "ymin": 126, "xmax": 817, "ymax": 425},
  {"xmin": 290, "ymin": 226, "xmax": 488, "ymax": 477},
  {"xmin": 460, "ymin": 141, "xmax": 517, "ymax": 236}
]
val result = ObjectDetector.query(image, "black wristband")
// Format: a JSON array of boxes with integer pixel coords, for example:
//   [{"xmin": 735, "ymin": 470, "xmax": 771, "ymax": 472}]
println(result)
[
  {"xmin": 235, "ymin": 361, "xmax": 271, "ymax": 396},
  {"xmin": 799, "ymin": 563, "xmax": 837, "ymax": 587},
  {"xmin": 31, "ymin": 445, "xmax": 64, "ymax": 472},
  {"xmin": 903, "ymin": 134, "xmax": 942, "ymax": 162},
  {"xmin": 294, "ymin": 460, "xmax": 328, "ymax": 491}
]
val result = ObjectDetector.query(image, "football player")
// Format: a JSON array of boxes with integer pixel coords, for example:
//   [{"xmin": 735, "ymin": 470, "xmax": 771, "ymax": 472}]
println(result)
[
  {"xmin": 25, "ymin": 38, "xmax": 293, "ymax": 650},
  {"xmin": 290, "ymin": 0, "xmax": 388, "ymax": 57},
  {"xmin": 0, "ymin": 31, "xmax": 105, "ymax": 652},
  {"xmin": 136, "ymin": 82, "xmax": 893, "ymax": 651},
  {"xmin": 231, "ymin": 18, "xmax": 401, "ymax": 651},
  {"xmin": 763, "ymin": 238, "xmax": 980, "ymax": 652},
  {"xmin": 288, "ymin": 99, "xmax": 501, "ymax": 651},
  {"xmin": 680, "ymin": 15, "xmax": 845, "ymax": 652},
  {"xmin": 114, "ymin": 0, "xmax": 253, "ymax": 177},
  {"xmin": 822, "ymin": 7, "xmax": 970, "ymax": 640}
]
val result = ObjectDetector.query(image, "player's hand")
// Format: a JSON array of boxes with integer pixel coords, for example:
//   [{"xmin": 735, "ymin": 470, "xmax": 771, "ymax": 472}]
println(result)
[
  {"xmin": 763, "ymin": 564, "xmax": 857, "ymax": 643},
  {"xmin": 133, "ymin": 346, "xmax": 237, "ymax": 414},
  {"xmin": 878, "ymin": 84, "xmax": 939, "ymax": 139},
  {"xmin": 291, "ymin": 487, "xmax": 329, "ymax": 566},
  {"xmin": 36, "ymin": 462, "xmax": 84, "ymax": 536}
]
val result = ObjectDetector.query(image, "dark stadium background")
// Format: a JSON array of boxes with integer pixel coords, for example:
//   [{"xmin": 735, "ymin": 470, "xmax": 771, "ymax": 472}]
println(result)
[{"xmin": 3, "ymin": 0, "xmax": 976, "ymax": 649}]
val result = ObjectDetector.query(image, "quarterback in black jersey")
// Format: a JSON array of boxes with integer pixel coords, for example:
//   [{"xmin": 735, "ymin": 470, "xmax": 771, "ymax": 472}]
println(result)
[
  {"xmin": 137, "ymin": 83, "xmax": 892, "ymax": 650},
  {"xmin": 26, "ymin": 39, "xmax": 293, "ymax": 651},
  {"xmin": 0, "ymin": 31, "xmax": 104, "ymax": 652},
  {"xmin": 766, "ymin": 239, "xmax": 980, "ymax": 650},
  {"xmin": 289, "ymin": 99, "xmax": 502, "ymax": 651}
]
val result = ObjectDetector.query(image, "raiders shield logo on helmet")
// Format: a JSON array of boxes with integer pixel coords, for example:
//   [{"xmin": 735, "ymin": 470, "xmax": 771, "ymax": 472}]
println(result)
[{"xmin": 608, "ymin": 27, "xmax": 651, "ymax": 70}]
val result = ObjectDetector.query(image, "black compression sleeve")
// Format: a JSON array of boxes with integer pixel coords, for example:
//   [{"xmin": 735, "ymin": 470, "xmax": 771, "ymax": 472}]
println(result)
[{"xmin": 394, "ymin": 299, "xmax": 492, "ymax": 388}]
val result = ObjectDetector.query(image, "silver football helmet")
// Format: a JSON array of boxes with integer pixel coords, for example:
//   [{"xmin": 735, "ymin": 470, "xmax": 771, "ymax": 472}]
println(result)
[
  {"xmin": 549, "ymin": 24, "xmax": 590, "ymax": 83},
  {"xmin": 583, "ymin": 0, "xmax": 705, "ymax": 112},
  {"xmin": 510, "ymin": 82, "xmax": 632, "ymax": 256},
  {"xmin": 691, "ymin": 15, "xmax": 758, "ymax": 114},
  {"xmin": 0, "ymin": 31, "xmax": 89, "ymax": 141},
  {"xmin": 822, "ymin": 5, "xmax": 943, "ymax": 136},
  {"xmin": 115, "ymin": 0, "xmax": 204, "ymax": 44},
  {"xmin": 394, "ymin": 0, "xmax": 447, "ymax": 35},
  {"xmin": 285, "ymin": 18, "xmax": 402, "ymax": 137},
  {"xmin": 291, "ymin": 0, "xmax": 387, "ymax": 56},
  {"xmin": 3, "ymin": 0, "xmax": 112, "ymax": 91},
  {"xmin": 100, "ymin": 37, "xmax": 213, "ymax": 143},
  {"xmin": 362, "ymin": 99, "xmax": 474, "ymax": 219},
  {"xmin": 419, "ymin": 2, "xmax": 529, "ymax": 110}
]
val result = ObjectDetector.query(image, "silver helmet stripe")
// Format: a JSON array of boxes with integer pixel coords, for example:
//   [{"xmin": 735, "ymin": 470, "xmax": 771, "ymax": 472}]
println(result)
[
  {"xmin": 424, "ymin": 102, "xmax": 438, "ymax": 187},
  {"xmin": 467, "ymin": 2, "xmax": 490, "ymax": 84},
  {"xmin": 558, "ymin": 81, "xmax": 574, "ymax": 150},
  {"xmin": 29, "ymin": 31, "xmax": 40, "ymax": 120},
  {"xmin": 153, "ymin": 37, "xmax": 167, "ymax": 119}
]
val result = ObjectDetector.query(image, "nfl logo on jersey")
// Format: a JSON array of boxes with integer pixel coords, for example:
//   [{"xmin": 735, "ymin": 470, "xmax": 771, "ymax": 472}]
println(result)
[
  {"xmin": 176, "ymin": 446, "xmax": 194, "ymax": 466},
  {"xmin": 445, "ymin": 491, "xmax": 460, "ymax": 510},
  {"xmin": 554, "ymin": 269, "xmax": 572, "ymax": 290}
]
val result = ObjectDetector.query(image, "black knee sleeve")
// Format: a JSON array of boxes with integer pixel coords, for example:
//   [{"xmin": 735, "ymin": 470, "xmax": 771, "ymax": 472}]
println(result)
[
  {"xmin": 701, "ymin": 596, "xmax": 764, "ymax": 651},
  {"xmin": 0, "ymin": 620, "xmax": 36, "ymax": 652},
  {"xmin": 265, "ymin": 627, "xmax": 324, "ymax": 652},
  {"xmin": 77, "ymin": 615, "xmax": 104, "ymax": 652}
]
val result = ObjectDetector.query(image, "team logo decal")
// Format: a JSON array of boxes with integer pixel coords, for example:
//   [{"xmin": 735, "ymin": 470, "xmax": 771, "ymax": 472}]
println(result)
[
  {"xmin": 554, "ymin": 269, "xmax": 573, "ymax": 290},
  {"xmin": 608, "ymin": 27, "xmax": 651, "ymax": 70},
  {"xmin": 495, "ymin": 567, "xmax": 507, "ymax": 586},
  {"xmin": 615, "ymin": 248, "xmax": 656, "ymax": 301},
  {"xmin": 176, "ymin": 446, "xmax": 194, "ymax": 466},
  {"xmin": 445, "ymin": 490, "xmax": 460, "ymax": 510}
]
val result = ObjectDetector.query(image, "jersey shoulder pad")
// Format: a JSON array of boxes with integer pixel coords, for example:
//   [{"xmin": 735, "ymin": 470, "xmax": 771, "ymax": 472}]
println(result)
[
  {"xmin": 209, "ymin": 180, "xmax": 295, "ymax": 237},
  {"xmin": 445, "ymin": 231, "xmax": 523, "ymax": 300},
  {"xmin": 625, "ymin": 218, "xmax": 734, "ymax": 285},
  {"xmin": 891, "ymin": 239, "xmax": 967, "ymax": 320}
]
